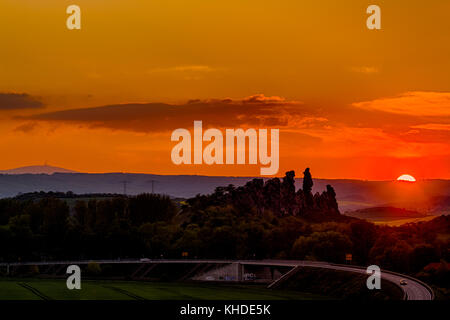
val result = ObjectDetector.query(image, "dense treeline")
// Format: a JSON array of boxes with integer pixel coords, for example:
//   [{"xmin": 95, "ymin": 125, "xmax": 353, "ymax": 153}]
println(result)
[
  {"xmin": 0, "ymin": 171, "xmax": 449, "ymax": 289},
  {"xmin": 0, "ymin": 193, "xmax": 177, "ymax": 261}
]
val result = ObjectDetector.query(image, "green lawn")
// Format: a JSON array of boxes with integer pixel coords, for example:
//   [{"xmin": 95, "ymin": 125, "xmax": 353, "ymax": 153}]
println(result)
[{"xmin": 0, "ymin": 279, "xmax": 328, "ymax": 300}]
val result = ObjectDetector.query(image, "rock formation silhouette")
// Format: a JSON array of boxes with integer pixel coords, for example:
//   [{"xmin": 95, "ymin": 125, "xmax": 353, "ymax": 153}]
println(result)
[{"xmin": 187, "ymin": 168, "xmax": 340, "ymax": 218}]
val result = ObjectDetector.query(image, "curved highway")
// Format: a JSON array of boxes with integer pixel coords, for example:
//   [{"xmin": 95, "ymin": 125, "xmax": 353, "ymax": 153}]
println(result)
[
  {"xmin": 298, "ymin": 261, "xmax": 432, "ymax": 300},
  {"xmin": 0, "ymin": 259, "xmax": 433, "ymax": 300},
  {"xmin": 242, "ymin": 260, "xmax": 433, "ymax": 300}
]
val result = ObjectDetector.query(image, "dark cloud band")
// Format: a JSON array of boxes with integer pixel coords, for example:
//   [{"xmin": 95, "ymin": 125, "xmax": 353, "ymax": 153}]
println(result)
[
  {"xmin": 23, "ymin": 95, "xmax": 314, "ymax": 133},
  {"xmin": 0, "ymin": 93, "xmax": 44, "ymax": 110}
]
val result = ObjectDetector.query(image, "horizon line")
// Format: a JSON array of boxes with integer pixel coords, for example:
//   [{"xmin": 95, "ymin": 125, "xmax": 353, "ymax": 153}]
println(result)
[{"xmin": 0, "ymin": 166, "xmax": 448, "ymax": 182}]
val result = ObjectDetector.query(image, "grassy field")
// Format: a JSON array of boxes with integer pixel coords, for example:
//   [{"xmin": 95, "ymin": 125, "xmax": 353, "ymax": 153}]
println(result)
[
  {"xmin": 0, "ymin": 279, "xmax": 328, "ymax": 300},
  {"xmin": 372, "ymin": 215, "xmax": 436, "ymax": 226}
]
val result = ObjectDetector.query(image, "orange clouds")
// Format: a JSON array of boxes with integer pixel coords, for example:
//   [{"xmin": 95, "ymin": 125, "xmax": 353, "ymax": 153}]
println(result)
[
  {"xmin": 1, "ymin": 1, "xmax": 449, "ymax": 180},
  {"xmin": 352, "ymin": 91, "xmax": 450, "ymax": 117},
  {"xmin": 351, "ymin": 66, "xmax": 379, "ymax": 74},
  {"xmin": 1, "ymin": 91, "xmax": 448, "ymax": 179},
  {"xmin": 411, "ymin": 123, "xmax": 450, "ymax": 131}
]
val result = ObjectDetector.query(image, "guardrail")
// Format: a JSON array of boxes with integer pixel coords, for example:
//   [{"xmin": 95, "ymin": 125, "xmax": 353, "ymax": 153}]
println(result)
[
  {"xmin": 378, "ymin": 268, "xmax": 435, "ymax": 300},
  {"xmin": 329, "ymin": 263, "xmax": 407, "ymax": 300}
]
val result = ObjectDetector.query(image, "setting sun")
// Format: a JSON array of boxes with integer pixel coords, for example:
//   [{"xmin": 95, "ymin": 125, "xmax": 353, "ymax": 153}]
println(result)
[{"xmin": 397, "ymin": 174, "xmax": 417, "ymax": 182}]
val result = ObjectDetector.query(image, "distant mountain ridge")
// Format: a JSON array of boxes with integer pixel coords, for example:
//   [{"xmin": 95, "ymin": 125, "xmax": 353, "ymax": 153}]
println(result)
[
  {"xmin": 0, "ymin": 169, "xmax": 449, "ymax": 213},
  {"xmin": 0, "ymin": 165, "xmax": 77, "ymax": 175},
  {"xmin": 344, "ymin": 206, "xmax": 427, "ymax": 220}
]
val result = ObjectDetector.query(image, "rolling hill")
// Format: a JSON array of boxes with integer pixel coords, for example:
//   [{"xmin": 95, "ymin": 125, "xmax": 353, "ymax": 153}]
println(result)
[
  {"xmin": 343, "ymin": 206, "xmax": 429, "ymax": 222},
  {"xmin": 0, "ymin": 165, "xmax": 77, "ymax": 175}
]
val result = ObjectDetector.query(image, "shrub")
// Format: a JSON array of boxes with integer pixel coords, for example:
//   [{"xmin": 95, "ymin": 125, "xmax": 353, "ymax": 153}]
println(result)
[{"xmin": 86, "ymin": 262, "xmax": 102, "ymax": 276}]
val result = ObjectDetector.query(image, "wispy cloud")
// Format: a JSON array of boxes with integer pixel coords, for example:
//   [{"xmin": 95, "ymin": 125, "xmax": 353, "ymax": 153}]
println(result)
[
  {"xmin": 14, "ymin": 122, "xmax": 39, "ymax": 133},
  {"xmin": 351, "ymin": 66, "xmax": 379, "ymax": 74},
  {"xmin": 149, "ymin": 65, "xmax": 217, "ymax": 74},
  {"xmin": 147, "ymin": 65, "xmax": 222, "ymax": 81},
  {"xmin": 352, "ymin": 91, "xmax": 450, "ymax": 116},
  {"xmin": 411, "ymin": 123, "xmax": 450, "ymax": 131}
]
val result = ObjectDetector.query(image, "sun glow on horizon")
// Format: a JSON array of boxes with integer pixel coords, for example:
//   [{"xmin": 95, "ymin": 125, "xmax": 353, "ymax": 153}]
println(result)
[{"xmin": 397, "ymin": 174, "xmax": 416, "ymax": 182}]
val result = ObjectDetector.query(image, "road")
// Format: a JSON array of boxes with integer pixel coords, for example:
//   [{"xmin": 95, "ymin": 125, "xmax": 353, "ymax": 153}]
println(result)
[
  {"xmin": 0, "ymin": 259, "xmax": 433, "ymax": 300},
  {"xmin": 297, "ymin": 261, "xmax": 433, "ymax": 301}
]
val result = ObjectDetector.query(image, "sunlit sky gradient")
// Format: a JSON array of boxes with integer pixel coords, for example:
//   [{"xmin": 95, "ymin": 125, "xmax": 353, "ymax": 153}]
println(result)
[{"xmin": 0, "ymin": 0, "xmax": 449, "ymax": 179}]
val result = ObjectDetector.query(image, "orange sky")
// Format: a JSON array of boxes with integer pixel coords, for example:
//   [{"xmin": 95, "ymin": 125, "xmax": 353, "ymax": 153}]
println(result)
[{"xmin": 0, "ymin": 0, "xmax": 449, "ymax": 179}]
